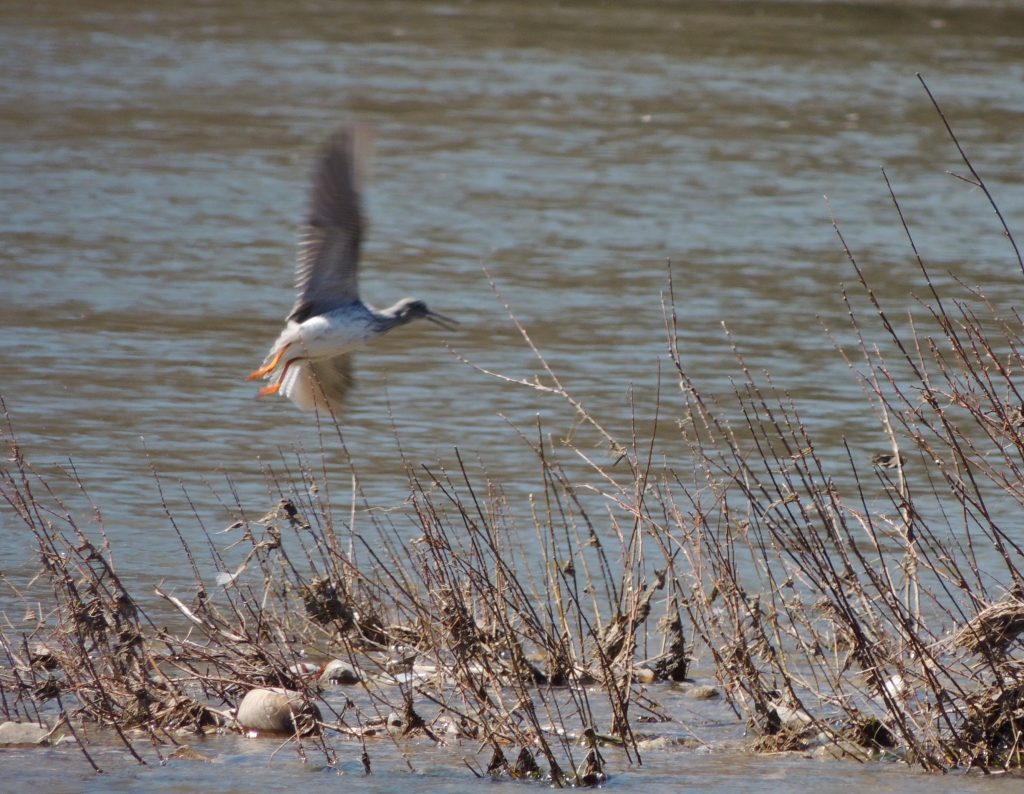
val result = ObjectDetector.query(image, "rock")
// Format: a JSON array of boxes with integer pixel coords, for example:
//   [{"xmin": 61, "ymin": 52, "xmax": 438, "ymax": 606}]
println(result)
[
  {"xmin": 882, "ymin": 674, "xmax": 907, "ymax": 703},
  {"xmin": 386, "ymin": 644, "xmax": 417, "ymax": 673},
  {"xmin": 813, "ymin": 740, "xmax": 872, "ymax": 761},
  {"xmin": 236, "ymin": 688, "xmax": 321, "ymax": 736},
  {"xmin": 0, "ymin": 721, "xmax": 51, "ymax": 746},
  {"xmin": 769, "ymin": 702, "xmax": 814, "ymax": 732},
  {"xmin": 385, "ymin": 711, "xmax": 404, "ymax": 735},
  {"xmin": 169, "ymin": 744, "xmax": 213, "ymax": 762},
  {"xmin": 318, "ymin": 659, "xmax": 362, "ymax": 685},
  {"xmin": 287, "ymin": 662, "xmax": 321, "ymax": 678},
  {"xmin": 636, "ymin": 736, "xmax": 701, "ymax": 752},
  {"xmin": 29, "ymin": 644, "xmax": 59, "ymax": 671},
  {"xmin": 685, "ymin": 684, "xmax": 720, "ymax": 700},
  {"xmin": 440, "ymin": 714, "xmax": 478, "ymax": 740},
  {"xmin": 636, "ymin": 736, "xmax": 672, "ymax": 751}
]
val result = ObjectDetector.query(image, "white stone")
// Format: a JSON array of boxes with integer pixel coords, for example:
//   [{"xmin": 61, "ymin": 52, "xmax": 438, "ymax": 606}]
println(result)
[{"xmin": 236, "ymin": 687, "xmax": 320, "ymax": 735}]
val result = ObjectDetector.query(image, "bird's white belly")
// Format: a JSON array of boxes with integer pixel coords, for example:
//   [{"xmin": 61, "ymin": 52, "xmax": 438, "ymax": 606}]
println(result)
[{"xmin": 293, "ymin": 314, "xmax": 376, "ymax": 360}]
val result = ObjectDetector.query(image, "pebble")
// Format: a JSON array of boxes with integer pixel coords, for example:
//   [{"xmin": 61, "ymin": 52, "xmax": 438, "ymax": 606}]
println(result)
[
  {"xmin": 319, "ymin": 659, "xmax": 362, "ymax": 685},
  {"xmin": 236, "ymin": 688, "xmax": 321, "ymax": 735},
  {"xmin": 685, "ymin": 684, "xmax": 720, "ymax": 700},
  {"xmin": 813, "ymin": 740, "xmax": 872, "ymax": 761},
  {"xmin": 169, "ymin": 745, "xmax": 213, "ymax": 762},
  {"xmin": 0, "ymin": 721, "xmax": 51, "ymax": 746}
]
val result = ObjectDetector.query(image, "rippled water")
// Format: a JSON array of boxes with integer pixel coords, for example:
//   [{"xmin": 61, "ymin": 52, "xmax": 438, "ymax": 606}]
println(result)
[{"xmin": 3, "ymin": 0, "xmax": 1024, "ymax": 790}]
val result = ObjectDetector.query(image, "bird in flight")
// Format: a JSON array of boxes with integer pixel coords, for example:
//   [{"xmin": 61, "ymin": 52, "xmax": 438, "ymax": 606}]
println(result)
[{"xmin": 248, "ymin": 127, "xmax": 457, "ymax": 413}]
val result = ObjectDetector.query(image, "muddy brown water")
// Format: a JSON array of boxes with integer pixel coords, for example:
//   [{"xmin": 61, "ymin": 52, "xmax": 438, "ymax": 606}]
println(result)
[{"xmin": 3, "ymin": 0, "xmax": 1024, "ymax": 790}]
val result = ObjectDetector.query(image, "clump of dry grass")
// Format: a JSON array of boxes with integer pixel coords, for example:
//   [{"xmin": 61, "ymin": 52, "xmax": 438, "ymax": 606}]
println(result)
[
  {"xmin": 656, "ymin": 75, "xmax": 1024, "ymax": 771},
  {"xmin": 0, "ymin": 388, "xmax": 675, "ymax": 783},
  {"xmin": 954, "ymin": 596, "xmax": 1024, "ymax": 657}
]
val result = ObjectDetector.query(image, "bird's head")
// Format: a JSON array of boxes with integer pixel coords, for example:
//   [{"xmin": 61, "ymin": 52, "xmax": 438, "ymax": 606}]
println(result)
[{"xmin": 391, "ymin": 298, "xmax": 459, "ymax": 330}]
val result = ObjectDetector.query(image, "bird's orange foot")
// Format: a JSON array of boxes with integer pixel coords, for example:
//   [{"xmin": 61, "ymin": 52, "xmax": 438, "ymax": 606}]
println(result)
[
  {"xmin": 258, "ymin": 382, "xmax": 282, "ymax": 398},
  {"xmin": 247, "ymin": 345, "xmax": 290, "ymax": 381}
]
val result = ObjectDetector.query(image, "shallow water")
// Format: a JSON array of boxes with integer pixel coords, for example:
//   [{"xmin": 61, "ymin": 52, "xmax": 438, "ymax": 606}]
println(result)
[{"xmin": 3, "ymin": 0, "xmax": 1024, "ymax": 789}]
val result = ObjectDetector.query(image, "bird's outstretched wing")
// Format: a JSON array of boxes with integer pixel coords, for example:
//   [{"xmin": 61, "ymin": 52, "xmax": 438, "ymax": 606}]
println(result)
[{"xmin": 288, "ymin": 127, "xmax": 370, "ymax": 324}]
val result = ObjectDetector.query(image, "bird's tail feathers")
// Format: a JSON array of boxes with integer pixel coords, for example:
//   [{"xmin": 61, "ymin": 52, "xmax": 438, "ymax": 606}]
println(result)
[
  {"xmin": 279, "ymin": 362, "xmax": 324, "ymax": 412},
  {"xmin": 279, "ymin": 359, "xmax": 351, "ymax": 415}
]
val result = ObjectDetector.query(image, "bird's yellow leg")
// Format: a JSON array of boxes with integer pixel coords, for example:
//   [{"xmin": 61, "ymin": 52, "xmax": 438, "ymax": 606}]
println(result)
[
  {"xmin": 255, "ymin": 357, "xmax": 300, "ymax": 399},
  {"xmin": 246, "ymin": 344, "xmax": 290, "ymax": 381}
]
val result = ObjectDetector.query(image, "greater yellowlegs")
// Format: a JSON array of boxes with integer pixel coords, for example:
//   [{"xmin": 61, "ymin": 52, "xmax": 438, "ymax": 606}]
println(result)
[{"xmin": 248, "ymin": 127, "xmax": 456, "ymax": 413}]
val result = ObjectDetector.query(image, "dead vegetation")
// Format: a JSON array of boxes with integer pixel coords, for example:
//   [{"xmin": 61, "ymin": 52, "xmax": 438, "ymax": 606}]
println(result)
[
  {"xmin": 3, "ymin": 78, "xmax": 1024, "ymax": 782},
  {"xmin": 0, "ymin": 405, "xmax": 666, "ymax": 783}
]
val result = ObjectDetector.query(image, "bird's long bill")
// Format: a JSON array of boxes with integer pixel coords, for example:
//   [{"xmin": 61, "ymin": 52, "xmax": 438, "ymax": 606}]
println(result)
[{"xmin": 425, "ymin": 310, "xmax": 460, "ymax": 331}]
